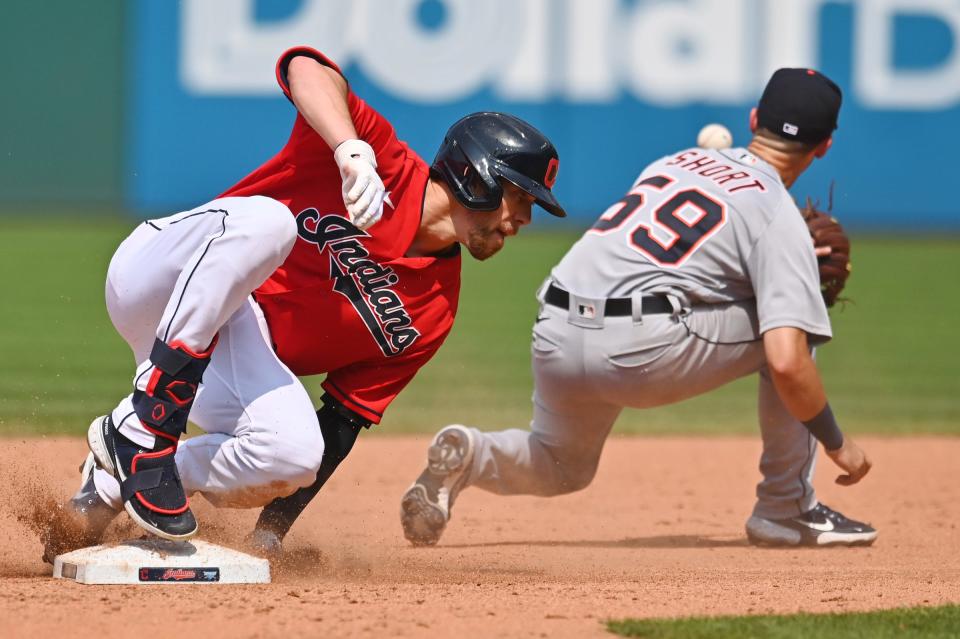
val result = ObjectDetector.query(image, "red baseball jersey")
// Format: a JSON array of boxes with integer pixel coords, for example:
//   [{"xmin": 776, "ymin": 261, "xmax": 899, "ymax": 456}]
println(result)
[{"xmin": 221, "ymin": 47, "xmax": 461, "ymax": 424}]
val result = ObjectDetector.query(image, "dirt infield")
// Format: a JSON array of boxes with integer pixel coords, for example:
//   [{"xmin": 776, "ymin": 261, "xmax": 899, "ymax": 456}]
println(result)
[{"xmin": 1, "ymin": 436, "xmax": 957, "ymax": 638}]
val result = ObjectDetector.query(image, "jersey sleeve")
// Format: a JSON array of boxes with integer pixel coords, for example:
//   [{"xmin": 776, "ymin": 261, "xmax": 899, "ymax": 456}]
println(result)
[
  {"xmin": 321, "ymin": 343, "xmax": 443, "ymax": 424},
  {"xmin": 746, "ymin": 194, "xmax": 832, "ymax": 344},
  {"xmin": 275, "ymin": 46, "xmax": 345, "ymax": 101}
]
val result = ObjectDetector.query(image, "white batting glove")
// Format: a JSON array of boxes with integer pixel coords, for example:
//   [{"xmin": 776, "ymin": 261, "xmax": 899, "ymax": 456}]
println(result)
[{"xmin": 334, "ymin": 139, "xmax": 385, "ymax": 230}]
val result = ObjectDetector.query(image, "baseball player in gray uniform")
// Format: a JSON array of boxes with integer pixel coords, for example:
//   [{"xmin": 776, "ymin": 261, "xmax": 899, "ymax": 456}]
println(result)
[{"xmin": 401, "ymin": 68, "xmax": 877, "ymax": 548}]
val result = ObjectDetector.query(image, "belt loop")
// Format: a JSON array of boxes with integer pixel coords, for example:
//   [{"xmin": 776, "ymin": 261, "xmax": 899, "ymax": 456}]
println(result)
[
  {"xmin": 666, "ymin": 294, "xmax": 685, "ymax": 317},
  {"xmin": 630, "ymin": 291, "xmax": 644, "ymax": 324},
  {"xmin": 535, "ymin": 277, "xmax": 551, "ymax": 305}
]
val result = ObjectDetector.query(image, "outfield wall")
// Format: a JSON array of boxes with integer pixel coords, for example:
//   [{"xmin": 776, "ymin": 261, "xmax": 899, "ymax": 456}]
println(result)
[
  {"xmin": 0, "ymin": 2, "xmax": 124, "ymax": 207},
  {"xmin": 3, "ymin": 1, "xmax": 960, "ymax": 229}
]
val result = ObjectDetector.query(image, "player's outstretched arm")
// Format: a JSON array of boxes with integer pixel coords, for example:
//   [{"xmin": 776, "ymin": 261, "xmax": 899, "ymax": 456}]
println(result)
[
  {"xmin": 287, "ymin": 55, "xmax": 385, "ymax": 229},
  {"xmin": 762, "ymin": 327, "xmax": 872, "ymax": 485}
]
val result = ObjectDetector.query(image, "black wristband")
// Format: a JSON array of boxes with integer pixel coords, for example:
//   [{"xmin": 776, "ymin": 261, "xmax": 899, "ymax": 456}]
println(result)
[{"xmin": 801, "ymin": 403, "xmax": 844, "ymax": 451}]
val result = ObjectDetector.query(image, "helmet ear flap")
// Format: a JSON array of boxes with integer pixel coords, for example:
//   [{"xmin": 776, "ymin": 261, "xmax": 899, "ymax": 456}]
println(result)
[
  {"xmin": 464, "ymin": 168, "xmax": 492, "ymax": 201},
  {"xmin": 433, "ymin": 135, "xmax": 502, "ymax": 211}
]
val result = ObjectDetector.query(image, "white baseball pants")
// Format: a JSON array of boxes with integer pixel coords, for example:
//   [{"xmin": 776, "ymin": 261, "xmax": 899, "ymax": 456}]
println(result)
[{"xmin": 92, "ymin": 196, "xmax": 325, "ymax": 509}]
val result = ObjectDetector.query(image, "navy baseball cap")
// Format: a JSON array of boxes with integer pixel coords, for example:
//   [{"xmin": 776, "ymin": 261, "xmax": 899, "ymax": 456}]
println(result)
[{"xmin": 757, "ymin": 68, "xmax": 842, "ymax": 144}]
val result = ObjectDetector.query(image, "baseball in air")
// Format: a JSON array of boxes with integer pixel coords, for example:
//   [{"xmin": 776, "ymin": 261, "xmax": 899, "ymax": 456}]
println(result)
[{"xmin": 697, "ymin": 123, "xmax": 733, "ymax": 150}]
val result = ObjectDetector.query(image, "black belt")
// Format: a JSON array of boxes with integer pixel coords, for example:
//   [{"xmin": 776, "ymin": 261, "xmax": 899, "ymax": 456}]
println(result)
[{"xmin": 544, "ymin": 283, "xmax": 673, "ymax": 317}]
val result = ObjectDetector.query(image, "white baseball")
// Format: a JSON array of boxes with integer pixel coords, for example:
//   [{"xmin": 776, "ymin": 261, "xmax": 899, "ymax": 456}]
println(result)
[{"xmin": 697, "ymin": 123, "xmax": 733, "ymax": 150}]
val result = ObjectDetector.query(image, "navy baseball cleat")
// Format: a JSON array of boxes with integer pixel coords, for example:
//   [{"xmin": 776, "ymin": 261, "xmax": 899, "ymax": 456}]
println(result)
[
  {"xmin": 746, "ymin": 503, "xmax": 877, "ymax": 547},
  {"xmin": 400, "ymin": 425, "xmax": 475, "ymax": 546},
  {"xmin": 87, "ymin": 415, "xmax": 198, "ymax": 541},
  {"xmin": 42, "ymin": 452, "xmax": 120, "ymax": 563}
]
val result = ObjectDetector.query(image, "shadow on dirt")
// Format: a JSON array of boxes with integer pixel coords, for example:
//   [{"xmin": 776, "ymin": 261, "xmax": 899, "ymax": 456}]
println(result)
[{"xmin": 441, "ymin": 534, "xmax": 751, "ymax": 549}]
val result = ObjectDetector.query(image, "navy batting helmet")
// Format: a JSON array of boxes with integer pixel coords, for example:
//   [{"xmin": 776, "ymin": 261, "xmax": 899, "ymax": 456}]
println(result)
[{"xmin": 431, "ymin": 112, "xmax": 566, "ymax": 217}]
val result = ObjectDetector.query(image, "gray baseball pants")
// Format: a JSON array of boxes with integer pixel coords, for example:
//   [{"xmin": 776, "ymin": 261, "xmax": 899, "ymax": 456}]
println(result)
[{"xmin": 463, "ymin": 286, "xmax": 818, "ymax": 520}]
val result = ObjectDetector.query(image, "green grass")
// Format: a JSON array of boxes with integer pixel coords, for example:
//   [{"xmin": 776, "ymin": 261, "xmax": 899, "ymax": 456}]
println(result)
[
  {"xmin": 0, "ymin": 217, "xmax": 957, "ymax": 435},
  {"xmin": 606, "ymin": 604, "xmax": 960, "ymax": 638},
  {"xmin": 0, "ymin": 218, "xmax": 132, "ymax": 434}
]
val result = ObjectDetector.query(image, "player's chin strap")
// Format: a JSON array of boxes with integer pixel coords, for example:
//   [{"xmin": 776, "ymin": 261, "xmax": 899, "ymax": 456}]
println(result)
[{"xmin": 253, "ymin": 393, "xmax": 371, "ymax": 540}]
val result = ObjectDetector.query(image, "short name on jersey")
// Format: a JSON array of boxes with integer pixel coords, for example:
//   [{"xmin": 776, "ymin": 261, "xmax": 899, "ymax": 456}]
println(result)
[
  {"xmin": 296, "ymin": 209, "xmax": 420, "ymax": 357},
  {"xmin": 666, "ymin": 150, "xmax": 767, "ymax": 194}
]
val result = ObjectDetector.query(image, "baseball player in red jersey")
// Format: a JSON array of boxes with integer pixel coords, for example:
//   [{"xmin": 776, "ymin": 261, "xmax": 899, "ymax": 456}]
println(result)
[{"xmin": 43, "ymin": 46, "xmax": 565, "ymax": 559}]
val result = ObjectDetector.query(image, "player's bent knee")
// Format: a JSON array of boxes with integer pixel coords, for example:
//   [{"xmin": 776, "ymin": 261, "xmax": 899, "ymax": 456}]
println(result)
[
  {"xmin": 554, "ymin": 464, "xmax": 598, "ymax": 494},
  {"xmin": 255, "ymin": 196, "xmax": 296, "ymax": 238},
  {"xmin": 203, "ymin": 475, "xmax": 305, "ymax": 509},
  {"xmin": 269, "ymin": 456, "xmax": 323, "ymax": 495},
  {"xmin": 217, "ymin": 446, "xmax": 322, "ymax": 509},
  {"xmin": 191, "ymin": 433, "xmax": 322, "ymax": 508},
  {"xmin": 272, "ymin": 427, "xmax": 325, "ymax": 484},
  {"xmin": 223, "ymin": 196, "xmax": 297, "ymax": 259},
  {"xmin": 533, "ymin": 436, "xmax": 600, "ymax": 495},
  {"xmin": 271, "ymin": 462, "xmax": 318, "ymax": 492},
  {"xmin": 248, "ymin": 196, "xmax": 297, "ymax": 252}
]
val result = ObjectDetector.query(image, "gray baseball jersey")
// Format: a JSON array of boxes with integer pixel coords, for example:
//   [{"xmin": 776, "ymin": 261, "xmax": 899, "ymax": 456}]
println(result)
[{"xmin": 551, "ymin": 147, "xmax": 832, "ymax": 343}]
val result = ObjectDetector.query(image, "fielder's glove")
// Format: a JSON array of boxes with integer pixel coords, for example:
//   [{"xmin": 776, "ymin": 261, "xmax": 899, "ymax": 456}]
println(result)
[
  {"xmin": 801, "ymin": 197, "xmax": 851, "ymax": 308},
  {"xmin": 334, "ymin": 139, "xmax": 386, "ymax": 230}
]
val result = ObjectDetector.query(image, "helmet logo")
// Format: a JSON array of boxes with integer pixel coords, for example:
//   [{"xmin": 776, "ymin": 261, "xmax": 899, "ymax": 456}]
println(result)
[{"xmin": 544, "ymin": 158, "xmax": 559, "ymax": 188}]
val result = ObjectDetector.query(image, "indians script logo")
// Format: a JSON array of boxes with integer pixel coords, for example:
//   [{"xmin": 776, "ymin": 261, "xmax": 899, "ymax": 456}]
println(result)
[
  {"xmin": 161, "ymin": 569, "xmax": 197, "ymax": 581},
  {"xmin": 296, "ymin": 209, "xmax": 420, "ymax": 357}
]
